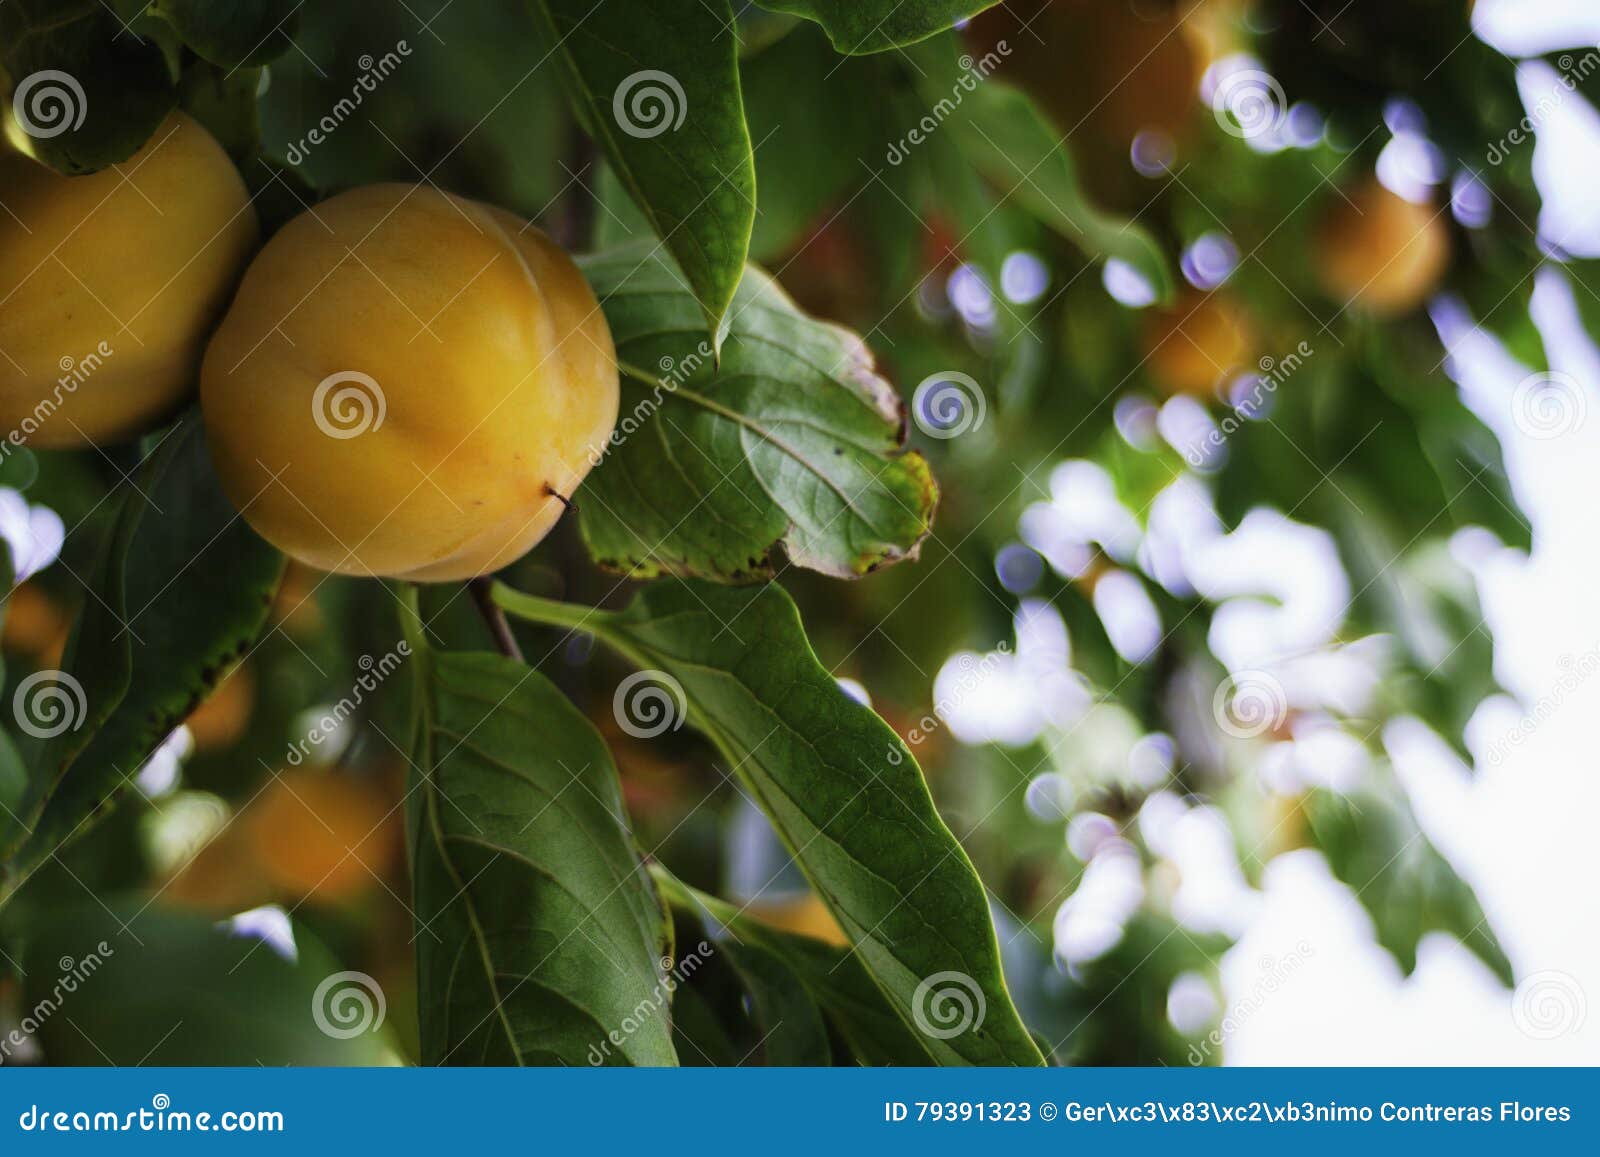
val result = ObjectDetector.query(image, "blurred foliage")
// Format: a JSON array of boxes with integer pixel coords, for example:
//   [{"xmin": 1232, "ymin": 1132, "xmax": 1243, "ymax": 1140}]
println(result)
[{"xmin": 0, "ymin": 0, "xmax": 1582, "ymax": 1066}]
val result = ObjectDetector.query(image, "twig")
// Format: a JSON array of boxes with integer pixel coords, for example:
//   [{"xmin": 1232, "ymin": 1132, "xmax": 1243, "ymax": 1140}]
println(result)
[{"xmin": 468, "ymin": 576, "xmax": 524, "ymax": 662}]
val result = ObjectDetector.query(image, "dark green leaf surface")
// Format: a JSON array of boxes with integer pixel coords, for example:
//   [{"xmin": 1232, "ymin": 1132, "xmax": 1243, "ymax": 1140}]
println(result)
[
  {"xmin": 10, "ymin": 421, "xmax": 283, "ymax": 879},
  {"xmin": 23, "ymin": 898, "xmax": 398, "ymax": 1064},
  {"xmin": 657, "ymin": 869, "xmax": 937, "ymax": 1065},
  {"xmin": 501, "ymin": 580, "xmax": 1044, "ymax": 1066},
  {"xmin": 0, "ymin": 0, "xmax": 176, "ymax": 174},
  {"xmin": 153, "ymin": 0, "xmax": 301, "ymax": 68},
  {"xmin": 578, "ymin": 244, "xmax": 937, "ymax": 582},
  {"xmin": 411, "ymin": 650, "xmax": 676, "ymax": 1066},
  {"xmin": 528, "ymin": 0, "xmax": 754, "ymax": 338},
  {"xmin": 757, "ymin": 0, "xmax": 999, "ymax": 53}
]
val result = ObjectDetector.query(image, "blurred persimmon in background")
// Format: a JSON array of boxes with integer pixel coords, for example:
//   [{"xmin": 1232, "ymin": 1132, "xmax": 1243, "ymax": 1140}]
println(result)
[{"xmin": 1314, "ymin": 178, "xmax": 1451, "ymax": 315}]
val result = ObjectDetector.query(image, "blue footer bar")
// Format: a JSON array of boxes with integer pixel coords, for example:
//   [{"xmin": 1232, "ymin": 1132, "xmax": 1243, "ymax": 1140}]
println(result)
[{"xmin": 2, "ymin": 1068, "xmax": 1594, "ymax": 1152}]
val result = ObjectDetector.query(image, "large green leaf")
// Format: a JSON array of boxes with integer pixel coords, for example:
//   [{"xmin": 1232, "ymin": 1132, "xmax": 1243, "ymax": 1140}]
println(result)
[
  {"xmin": 4, "ymin": 422, "xmax": 283, "ymax": 885},
  {"xmin": 496, "ymin": 580, "xmax": 1045, "ymax": 1066},
  {"xmin": 1305, "ymin": 786, "xmax": 1512, "ymax": 985},
  {"xmin": 152, "ymin": 0, "xmax": 300, "ymax": 69},
  {"xmin": 0, "ymin": 0, "xmax": 176, "ymax": 174},
  {"xmin": 909, "ymin": 37, "xmax": 1173, "ymax": 302},
  {"xmin": 409, "ymin": 647, "xmax": 676, "ymax": 1066},
  {"xmin": 22, "ymin": 897, "xmax": 399, "ymax": 1064},
  {"xmin": 756, "ymin": 0, "xmax": 999, "ymax": 53},
  {"xmin": 577, "ymin": 244, "xmax": 937, "ymax": 582},
  {"xmin": 528, "ymin": 0, "xmax": 754, "ymax": 339},
  {"xmin": 656, "ymin": 869, "xmax": 938, "ymax": 1065}
]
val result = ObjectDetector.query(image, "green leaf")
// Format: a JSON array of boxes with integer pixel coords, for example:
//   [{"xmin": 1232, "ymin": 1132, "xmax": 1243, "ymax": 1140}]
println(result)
[
  {"xmin": 528, "ymin": 0, "xmax": 754, "ymax": 340},
  {"xmin": 911, "ymin": 38, "xmax": 1172, "ymax": 302},
  {"xmin": 410, "ymin": 647, "xmax": 677, "ymax": 1066},
  {"xmin": 22, "ymin": 897, "xmax": 399, "ymax": 1064},
  {"xmin": 577, "ymin": 244, "xmax": 937, "ymax": 582},
  {"xmin": 152, "ymin": 0, "xmax": 301, "ymax": 69},
  {"xmin": 656, "ymin": 869, "xmax": 937, "ymax": 1065},
  {"xmin": 0, "ymin": 0, "xmax": 176, "ymax": 174},
  {"xmin": 756, "ymin": 0, "xmax": 1000, "ymax": 53},
  {"xmin": 496, "ymin": 580, "xmax": 1045, "ymax": 1066},
  {"xmin": 1305, "ymin": 786, "xmax": 1513, "ymax": 985},
  {"xmin": 3, "ymin": 420, "xmax": 284, "ymax": 884}
]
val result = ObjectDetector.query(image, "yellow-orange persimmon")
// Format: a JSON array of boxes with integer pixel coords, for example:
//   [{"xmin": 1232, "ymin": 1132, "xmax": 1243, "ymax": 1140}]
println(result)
[
  {"xmin": 201, "ymin": 184, "xmax": 618, "ymax": 581},
  {"xmin": 0, "ymin": 113, "xmax": 256, "ymax": 446}
]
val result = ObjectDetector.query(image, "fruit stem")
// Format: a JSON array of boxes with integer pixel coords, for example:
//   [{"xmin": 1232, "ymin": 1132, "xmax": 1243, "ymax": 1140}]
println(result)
[
  {"xmin": 488, "ymin": 582, "xmax": 600, "ymax": 636},
  {"xmin": 467, "ymin": 577, "xmax": 524, "ymax": 662}
]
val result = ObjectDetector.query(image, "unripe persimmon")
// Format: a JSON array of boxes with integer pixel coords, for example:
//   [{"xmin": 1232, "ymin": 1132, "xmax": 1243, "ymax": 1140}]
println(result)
[
  {"xmin": 1315, "ymin": 179, "xmax": 1450, "ymax": 315},
  {"xmin": 200, "ymin": 184, "xmax": 619, "ymax": 581},
  {"xmin": 0, "ymin": 113, "xmax": 257, "ymax": 447},
  {"xmin": 1141, "ymin": 292, "xmax": 1254, "ymax": 397}
]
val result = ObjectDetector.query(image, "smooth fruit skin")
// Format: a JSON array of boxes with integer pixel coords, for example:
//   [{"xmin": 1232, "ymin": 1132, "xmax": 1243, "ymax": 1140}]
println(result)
[
  {"xmin": 1316, "ymin": 179, "xmax": 1450, "ymax": 315},
  {"xmin": 200, "ymin": 184, "xmax": 619, "ymax": 582},
  {"xmin": 0, "ymin": 112, "xmax": 257, "ymax": 447}
]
